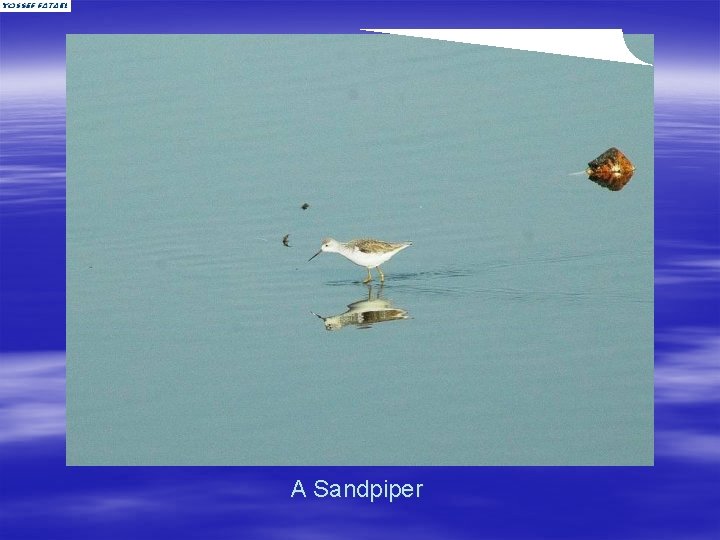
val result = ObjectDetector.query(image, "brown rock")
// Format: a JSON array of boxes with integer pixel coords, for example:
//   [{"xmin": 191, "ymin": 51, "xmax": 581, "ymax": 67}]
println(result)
[{"xmin": 586, "ymin": 147, "xmax": 635, "ymax": 191}]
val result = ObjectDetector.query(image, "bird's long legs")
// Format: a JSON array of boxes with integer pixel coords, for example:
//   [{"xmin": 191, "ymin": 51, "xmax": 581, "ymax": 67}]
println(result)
[
  {"xmin": 377, "ymin": 266, "xmax": 385, "ymax": 282},
  {"xmin": 363, "ymin": 268, "xmax": 373, "ymax": 284}
]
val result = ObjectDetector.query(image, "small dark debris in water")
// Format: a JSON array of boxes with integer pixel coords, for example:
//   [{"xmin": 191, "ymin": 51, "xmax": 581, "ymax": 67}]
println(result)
[
  {"xmin": 586, "ymin": 147, "xmax": 635, "ymax": 191},
  {"xmin": 301, "ymin": 203, "xmax": 310, "ymax": 210},
  {"xmin": 282, "ymin": 234, "xmax": 291, "ymax": 247}
]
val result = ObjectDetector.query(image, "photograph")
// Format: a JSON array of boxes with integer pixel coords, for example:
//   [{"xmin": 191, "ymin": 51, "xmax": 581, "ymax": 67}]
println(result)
[{"xmin": 66, "ymin": 32, "xmax": 653, "ymax": 466}]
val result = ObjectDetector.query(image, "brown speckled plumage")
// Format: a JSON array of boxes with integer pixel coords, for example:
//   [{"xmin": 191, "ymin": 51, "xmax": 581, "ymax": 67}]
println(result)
[{"xmin": 347, "ymin": 238, "xmax": 411, "ymax": 253}]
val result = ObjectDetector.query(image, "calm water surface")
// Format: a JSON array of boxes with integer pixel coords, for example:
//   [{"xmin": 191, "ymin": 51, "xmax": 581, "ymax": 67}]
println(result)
[{"xmin": 66, "ymin": 35, "xmax": 653, "ymax": 464}]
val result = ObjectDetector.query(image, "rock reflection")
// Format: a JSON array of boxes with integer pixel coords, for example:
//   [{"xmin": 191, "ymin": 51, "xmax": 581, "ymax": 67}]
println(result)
[{"xmin": 312, "ymin": 285, "xmax": 409, "ymax": 331}]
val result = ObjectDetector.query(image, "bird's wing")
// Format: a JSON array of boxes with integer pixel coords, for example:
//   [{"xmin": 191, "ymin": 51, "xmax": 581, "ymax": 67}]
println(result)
[{"xmin": 351, "ymin": 239, "xmax": 396, "ymax": 253}]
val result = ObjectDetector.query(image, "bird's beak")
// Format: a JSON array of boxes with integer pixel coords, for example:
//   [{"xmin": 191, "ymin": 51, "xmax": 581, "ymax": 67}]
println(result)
[{"xmin": 308, "ymin": 250, "xmax": 322, "ymax": 262}]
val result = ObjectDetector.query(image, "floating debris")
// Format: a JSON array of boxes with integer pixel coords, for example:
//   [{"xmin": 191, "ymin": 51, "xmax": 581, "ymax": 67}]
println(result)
[
  {"xmin": 282, "ymin": 234, "xmax": 290, "ymax": 247},
  {"xmin": 301, "ymin": 203, "xmax": 310, "ymax": 210},
  {"xmin": 586, "ymin": 147, "xmax": 635, "ymax": 191}
]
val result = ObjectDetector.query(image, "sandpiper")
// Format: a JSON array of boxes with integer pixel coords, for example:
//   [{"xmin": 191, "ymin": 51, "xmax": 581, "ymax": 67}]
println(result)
[{"xmin": 308, "ymin": 238, "xmax": 412, "ymax": 283}]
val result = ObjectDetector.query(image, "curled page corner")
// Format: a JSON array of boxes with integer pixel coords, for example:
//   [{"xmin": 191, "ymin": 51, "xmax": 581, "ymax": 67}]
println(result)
[{"xmin": 361, "ymin": 29, "xmax": 652, "ymax": 66}]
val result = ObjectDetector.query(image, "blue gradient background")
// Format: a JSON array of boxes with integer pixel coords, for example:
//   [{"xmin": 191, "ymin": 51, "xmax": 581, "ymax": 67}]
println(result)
[{"xmin": 1, "ymin": 1, "xmax": 718, "ymax": 538}]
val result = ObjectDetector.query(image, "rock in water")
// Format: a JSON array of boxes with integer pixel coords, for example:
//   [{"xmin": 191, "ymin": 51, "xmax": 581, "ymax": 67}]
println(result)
[{"xmin": 586, "ymin": 148, "xmax": 635, "ymax": 191}]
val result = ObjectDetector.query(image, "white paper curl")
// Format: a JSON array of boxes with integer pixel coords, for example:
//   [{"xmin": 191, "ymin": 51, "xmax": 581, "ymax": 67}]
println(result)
[{"xmin": 362, "ymin": 29, "xmax": 652, "ymax": 66}]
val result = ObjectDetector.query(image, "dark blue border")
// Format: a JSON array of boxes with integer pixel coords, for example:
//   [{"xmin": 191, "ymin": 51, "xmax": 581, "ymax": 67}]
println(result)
[{"xmin": 1, "ymin": 2, "xmax": 719, "ymax": 538}]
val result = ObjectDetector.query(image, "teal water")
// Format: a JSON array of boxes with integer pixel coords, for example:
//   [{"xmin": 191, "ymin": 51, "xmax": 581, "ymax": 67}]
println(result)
[{"xmin": 67, "ymin": 35, "xmax": 653, "ymax": 465}]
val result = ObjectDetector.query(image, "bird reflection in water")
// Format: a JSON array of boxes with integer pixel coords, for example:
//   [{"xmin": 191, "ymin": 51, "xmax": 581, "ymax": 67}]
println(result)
[{"xmin": 311, "ymin": 285, "xmax": 409, "ymax": 331}]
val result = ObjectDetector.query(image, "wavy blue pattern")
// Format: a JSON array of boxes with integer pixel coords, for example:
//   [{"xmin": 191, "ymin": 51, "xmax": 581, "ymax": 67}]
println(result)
[{"xmin": 0, "ymin": 95, "xmax": 65, "ymax": 214}]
